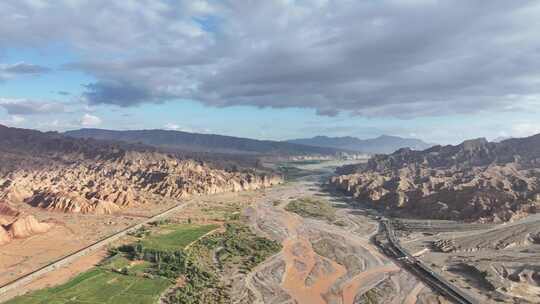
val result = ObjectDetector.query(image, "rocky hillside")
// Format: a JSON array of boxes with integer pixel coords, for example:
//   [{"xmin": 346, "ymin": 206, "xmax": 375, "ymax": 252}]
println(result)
[
  {"xmin": 0, "ymin": 125, "xmax": 282, "ymax": 244},
  {"xmin": 1, "ymin": 200, "xmax": 52, "ymax": 245},
  {"xmin": 331, "ymin": 136, "xmax": 540, "ymax": 222}
]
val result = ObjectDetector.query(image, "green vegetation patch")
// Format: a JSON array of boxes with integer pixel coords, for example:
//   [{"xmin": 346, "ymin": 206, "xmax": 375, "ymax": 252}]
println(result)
[
  {"xmin": 140, "ymin": 224, "xmax": 218, "ymax": 252},
  {"xmin": 163, "ymin": 223, "xmax": 282, "ymax": 304},
  {"xmin": 285, "ymin": 196, "xmax": 336, "ymax": 222},
  {"xmin": 7, "ymin": 224, "xmax": 218, "ymax": 304},
  {"xmin": 6, "ymin": 268, "xmax": 170, "ymax": 304},
  {"xmin": 199, "ymin": 222, "xmax": 282, "ymax": 271},
  {"xmin": 359, "ymin": 289, "xmax": 379, "ymax": 304},
  {"xmin": 7, "ymin": 222, "xmax": 280, "ymax": 304}
]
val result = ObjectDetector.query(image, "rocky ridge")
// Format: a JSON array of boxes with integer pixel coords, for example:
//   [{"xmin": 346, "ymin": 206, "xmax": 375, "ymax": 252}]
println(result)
[
  {"xmin": 1, "ymin": 151, "xmax": 281, "ymax": 216},
  {"xmin": 0, "ymin": 125, "xmax": 282, "ymax": 245},
  {"xmin": 331, "ymin": 136, "xmax": 540, "ymax": 222}
]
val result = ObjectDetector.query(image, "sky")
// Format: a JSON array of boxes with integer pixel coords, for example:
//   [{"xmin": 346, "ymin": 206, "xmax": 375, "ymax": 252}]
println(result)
[{"xmin": 1, "ymin": 0, "xmax": 540, "ymax": 144}]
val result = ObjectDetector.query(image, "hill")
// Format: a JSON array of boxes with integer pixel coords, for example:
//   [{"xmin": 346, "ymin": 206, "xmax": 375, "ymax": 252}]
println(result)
[
  {"xmin": 64, "ymin": 128, "xmax": 351, "ymax": 157},
  {"xmin": 0, "ymin": 124, "xmax": 281, "ymax": 245},
  {"xmin": 286, "ymin": 135, "xmax": 433, "ymax": 154},
  {"xmin": 331, "ymin": 135, "xmax": 540, "ymax": 222}
]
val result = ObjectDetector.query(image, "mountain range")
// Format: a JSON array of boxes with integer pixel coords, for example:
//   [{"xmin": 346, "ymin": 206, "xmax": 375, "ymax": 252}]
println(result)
[
  {"xmin": 331, "ymin": 135, "xmax": 540, "ymax": 222},
  {"xmin": 286, "ymin": 135, "xmax": 434, "ymax": 154},
  {"xmin": 65, "ymin": 128, "xmax": 354, "ymax": 157}
]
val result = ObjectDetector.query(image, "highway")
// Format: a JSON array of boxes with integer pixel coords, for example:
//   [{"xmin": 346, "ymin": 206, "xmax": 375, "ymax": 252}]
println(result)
[{"xmin": 379, "ymin": 219, "xmax": 478, "ymax": 304}]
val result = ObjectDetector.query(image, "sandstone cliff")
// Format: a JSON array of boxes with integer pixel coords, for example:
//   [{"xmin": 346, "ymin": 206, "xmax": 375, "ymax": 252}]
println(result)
[
  {"xmin": 0, "ymin": 151, "xmax": 281, "ymax": 215},
  {"xmin": 0, "ymin": 201, "xmax": 51, "ymax": 245},
  {"xmin": 0, "ymin": 125, "xmax": 282, "ymax": 245},
  {"xmin": 331, "ymin": 136, "xmax": 540, "ymax": 222}
]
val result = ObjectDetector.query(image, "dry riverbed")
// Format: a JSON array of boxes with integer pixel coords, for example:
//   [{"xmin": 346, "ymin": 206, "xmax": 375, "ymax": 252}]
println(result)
[
  {"xmin": 240, "ymin": 161, "xmax": 446, "ymax": 304},
  {"xmin": 2, "ymin": 160, "xmax": 446, "ymax": 303}
]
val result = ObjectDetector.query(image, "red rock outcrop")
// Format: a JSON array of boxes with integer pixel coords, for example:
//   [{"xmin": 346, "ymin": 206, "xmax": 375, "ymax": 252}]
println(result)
[
  {"xmin": 0, "ymin": 125, "xmax": 283, "ymax": 216},
  {"xmin": 0, "ymin": 213, "xmax": 52, "ymax": 245},
  {"xmin": 331, "ymin": 136, "xmax": 540, "ymax": 222},
  {"xmin": 7, "ymin": 215, "xmax": 51, "ymax": 238},
  {"xmin": 0, "ymin": 152, "xmax": 281, "ymax": 214}
]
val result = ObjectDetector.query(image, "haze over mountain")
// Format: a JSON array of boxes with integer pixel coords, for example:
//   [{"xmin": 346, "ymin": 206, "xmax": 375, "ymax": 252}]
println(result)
[
  {"xmin": 65, "ymin": 128, "xmax": 354, "ymax": 157},
  {"xmin": 286, "ymin": 135, "xmax": 434, "ymax": 154}
]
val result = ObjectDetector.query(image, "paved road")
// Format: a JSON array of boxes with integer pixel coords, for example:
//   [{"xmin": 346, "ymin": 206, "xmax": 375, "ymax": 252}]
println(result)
[{"xmin": 380, "ymin": 219, "xmax": 478, "ymax": 304}]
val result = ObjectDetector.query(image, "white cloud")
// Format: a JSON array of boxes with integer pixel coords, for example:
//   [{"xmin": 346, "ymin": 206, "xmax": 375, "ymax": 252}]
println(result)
[
  {"xmin": 2, "ymin": 1, "xmax": 540, "ymax": 120},
  {"xmin": 0, "ymin": 115, "xmax": 26, "ymax": 126},
  {"xmin": 164, "ymin": 123, "xmax": 181, "ymax": 130},
  {"xmin": 10, "ymin": 115, "xmax": 25, "ymax": 124},
  {"xmin": 80, "ymin": 113, "xmax": 102, "ymax": 126},
  {"xmin": 511, "ymin": 122, "xmax": 540, "ymax": 138},
  {"xmin": 0, "ymin": 97, "xmax": 66, "ymax": 115}
]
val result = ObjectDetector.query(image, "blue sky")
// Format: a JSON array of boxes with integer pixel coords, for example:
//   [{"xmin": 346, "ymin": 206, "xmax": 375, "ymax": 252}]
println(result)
[{"xmin": 1, "ymin": 1, "xmax": 540, "ymax": 144}]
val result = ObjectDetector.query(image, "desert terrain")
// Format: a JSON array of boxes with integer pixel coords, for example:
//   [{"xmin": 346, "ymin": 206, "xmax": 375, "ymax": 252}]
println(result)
[
  {"xmin": 237, "ymin": 160, "xmax": 445, "ymax": 304},
  {"xmin": 331, "ymin": 135, "xmax": 540, "ymax": 303},
  {"xmin": 1, "ymin": 159, "xmax": 447, "ymax": 304},
  {"xmin": 5, "ymin": 129, "xmax": 538, "ymax": 303},
  {"xmin": 397, "ymin": 215, "xmax": 540, "ymax": 303}
]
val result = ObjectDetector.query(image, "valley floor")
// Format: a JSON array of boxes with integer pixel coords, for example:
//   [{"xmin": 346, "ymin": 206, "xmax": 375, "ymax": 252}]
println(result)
[
  {"xmin": 240, "ymin": 161, "xmax": 445, "ymax": 304},
  {"xmin": 1, "ymin": 160, "xmax": 446, "ymax": 304}
]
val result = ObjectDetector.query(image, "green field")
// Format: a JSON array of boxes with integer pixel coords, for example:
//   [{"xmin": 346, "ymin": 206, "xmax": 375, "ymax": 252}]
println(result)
[
  {"xmin": 6, "ymin": 224, "xmax": 219, "ymax": 304},
  {"xmin": 6, "ymin": 268, "xmax": 170, "ymax": 304},
  {"xmin": 141, "ymin": 224, "xmax": 218, "ymax": 252}
]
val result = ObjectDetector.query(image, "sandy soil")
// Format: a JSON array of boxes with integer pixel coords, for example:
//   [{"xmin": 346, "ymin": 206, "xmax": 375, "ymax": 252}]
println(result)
[
  {"xmin": 242, "ymin": 162, "xmax": 442, "ymax": 304},
  {"xmin": 400, "ymin": 214, "xmax": 540, "ymax": 303}
]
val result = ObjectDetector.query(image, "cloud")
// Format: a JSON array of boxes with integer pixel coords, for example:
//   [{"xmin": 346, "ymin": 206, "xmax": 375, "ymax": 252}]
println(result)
[
  {"xmin": 0, "ymin": 98, "xmax": 66, "ymax": 115},
  {"xmin": 2, "ymin": 1, "xmax": 540, "ymax": 118},
  {"xmin": 164, "ymin": 123, "xmax": 181, "ymax": 131},
  {"xmin": 2, "ymin": 62, "xmax": 50, "ymax": 74},
  {"xmin": 10, "ymin": 115, "xmax": 25, "ymax": 124},
  {"xmin": 164, "ymin": 122, "xmax": 211, "ymax": 133},
  {"xmin": 80, "ymin": 113, "xmax": 102, "ymax": 126},
  {"xmin": 0, "ymin": 62, "xmax": 50, "ymax": 81},
  {"xmin": 82, "ymin": 81, "xmax": 157, "ymax": 107},
  {"xmin": 0, "ymin": 115, "xmax": 26, "ymax": 126},
  {"xmin": 511, "ymin": 122, "xmax": 540, "ymax": 138}
]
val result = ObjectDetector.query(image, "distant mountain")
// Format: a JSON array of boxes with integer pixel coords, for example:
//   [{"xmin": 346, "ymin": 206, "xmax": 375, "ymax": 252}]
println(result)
[
  {"xmin": 64, "ymin": 128, "xmax": 351, "ymax": 157},
  {"xmin": 286, "ymin": 135, "xmax": 434, "ymax": 154}
]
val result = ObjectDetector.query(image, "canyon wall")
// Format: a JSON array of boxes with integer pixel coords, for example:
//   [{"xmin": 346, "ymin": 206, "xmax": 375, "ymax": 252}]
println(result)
[{"xmin": 331, "ymin": 137, "xmax": 540, "ymax": 222}]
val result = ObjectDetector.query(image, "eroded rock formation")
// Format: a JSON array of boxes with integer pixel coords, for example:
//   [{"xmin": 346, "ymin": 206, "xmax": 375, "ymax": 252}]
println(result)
[
  {"xmin": 0, "ymin": 125, "xmax": 282, "ymax": 245},
  {"xmin": 0, "ymin": 152, "xmax": 281, "ymax": 215},
  {"xmin": 331, "ymin": 136, "xmax": 540, "ymax": 222},
  {"xmin": 0, "ymin": 201, "xmax": 51, "ymax": 245}
]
